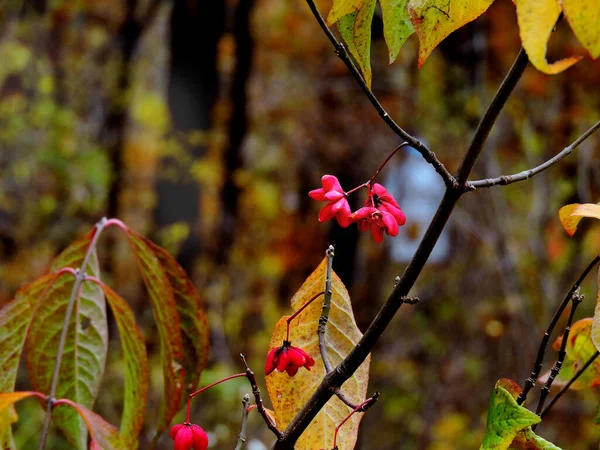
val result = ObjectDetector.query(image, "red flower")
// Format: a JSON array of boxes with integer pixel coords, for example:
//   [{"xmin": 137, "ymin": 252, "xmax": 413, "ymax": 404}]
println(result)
[
  {"xmin": 351, "ymin": 184, "xmax": 406, "ymax": 244},
  {"xmin": 170, "ymin": 422, "xmax": 209, "ymax": 450},
  {"xmin": 309, "ymin": 175, "xmax": 352, "ymax": 227},
  {"xmin": 265, "ymin": 341, "xmax": 315, "ymax": 376}
]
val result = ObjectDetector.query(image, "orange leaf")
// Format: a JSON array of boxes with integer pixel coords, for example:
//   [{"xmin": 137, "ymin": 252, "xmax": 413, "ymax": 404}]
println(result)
[{"xmin": 559, "ymin": 203, "xmax": 600, "ymax": 236}]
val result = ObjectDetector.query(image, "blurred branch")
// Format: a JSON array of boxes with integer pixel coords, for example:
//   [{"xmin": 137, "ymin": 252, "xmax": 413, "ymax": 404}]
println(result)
[
  {"xmin": 540, "ymin": 351, "xmax": 600, "ymax": 419},
  {"xmin": 304, "ymin": 0, "xmax": 457, "ymax": 189},
  {"xmin": 469, "ymin": 119, "xmax": 600, "ymax": 188},
  {"xmin": 234, "ymin": 394, "xmax": 251, "ymax": 450},
  {"xmin": 517, "ymin": 254, "xmax": 600, "ymax": 406},
  {"xmin": 273, "ymin": 45, "xmax": 529, "ymax": 448}
]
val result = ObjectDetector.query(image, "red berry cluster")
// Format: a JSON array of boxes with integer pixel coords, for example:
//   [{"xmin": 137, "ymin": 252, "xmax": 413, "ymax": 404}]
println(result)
[
  {"xmin": 309, "ymin": 175, "xmax": 406, "ymax": 243},
  {"xmin": 265, "ymin": 340, "xmax": 315, "ymax": 376}
]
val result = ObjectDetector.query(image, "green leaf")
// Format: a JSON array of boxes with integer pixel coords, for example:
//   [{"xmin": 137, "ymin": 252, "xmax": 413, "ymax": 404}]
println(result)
[
  {"xmin": 95, "ymin": 282, "xmax": 149, "ymax": 448},
  {"xmin": 408, "ymin": 0, "xmax": 495, "ymax": 67},
  {"xmin": 380, "ymin": 0, "xmax": 415, "ymax": 63},
  {"xmin": 55, "ymin": 399, "xmax": 125, "ymax": 450},
  {"xmin": 0, "ymin": 274, "xmax": 56, "ymax": 449},
  {"xmin": 509, "ymin": 427, "xmax": 561, "ymax": 450},
  {"xmin": 26, "ymin": 237, "xmax": 108, "ymax": 449},
  {"xmin": 122, "ymin": 228, "xmax": 208, "ymax": 440},
  {"xmin": 480, "ymin": 382, "xmax": 540, "ymax": 450},
  {"xmin": 337, "ymin": 0, "xmax": 377, "ymax": 88},
  {"xmin": 327, "ymin": 0, "xmax": 364, "ymax": 25}
]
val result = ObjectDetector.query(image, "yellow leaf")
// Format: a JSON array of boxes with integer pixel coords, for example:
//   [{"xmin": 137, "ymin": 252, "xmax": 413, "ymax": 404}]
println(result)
[
  {"xmin": 563, "ymin": 0, "xmax": 600, "ymax": 59},
  {"xmin": 265, "ymin": 258, "xmax": 370, "ymax": 450},
  {"xmin": 513, "ymin": 0, "xmax": 582, "ymax": 74},
  {"xmin": 408, "ymin": 0, "xmax": 495, "ymax": 67},
  {"xmin": 558, "ymin": 203, "xmax": 582, "ymax": 236},
  {"xmin": 327, "ymin": 0, "xmax": 364, "ymax": 25}
]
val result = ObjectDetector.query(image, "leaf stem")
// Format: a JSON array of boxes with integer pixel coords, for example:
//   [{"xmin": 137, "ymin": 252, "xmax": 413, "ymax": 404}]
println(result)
[
  {"xmin": 469, "ymin": 119, "xmax": 600, "ymax": 188},
  {"xmin": 303, "ymin": 0, "xmax": 456, "ymax": 188},
  {"xmin": 517, "ymin": 254, "xmax": 600, "ymax": 406},
  {"xmin": 234, "ymin": 394, "xmax": 251, "ymax": 450},
  {"xmin": 38, "ymin": 217, "xmax": 109, "ymax": 450},
  {"xmin": 540, "ymin": 350, "xmax": 600, "ymax": 419}
]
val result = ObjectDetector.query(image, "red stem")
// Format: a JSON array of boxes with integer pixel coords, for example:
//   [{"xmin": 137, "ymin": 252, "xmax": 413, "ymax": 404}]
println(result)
[
  {"xmin": 332, "ymin": 397, "xmax": 376, "ymax": 449},
  {"xmin": 368, "ymin": 142, "xmax": 410, "ymax": 185},
  {"xmin": 286, "ymin": 291, "xmax": 325, "ymax": 341},
  {"xmin": 186, "ymin": 373, "xmax": 246, "ymax": 423}
]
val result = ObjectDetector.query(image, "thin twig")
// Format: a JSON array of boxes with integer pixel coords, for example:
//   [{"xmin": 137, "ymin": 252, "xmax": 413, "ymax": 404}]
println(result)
[
  {"xmin": 240, "ymin": 354, "xmax": 282, "ymax": 439},
  {"xmin": 272, "ymin": 45, "xmax": 529, "ymax": 450},
  {"xmin": 540, "ymin": 351, "xmax": 600, "ymax": 419},
  {"xmin": 533, "ymin": 291, "xmax": 584, "ymax": 428},
  {"xmin": 470, "ymin": 119, "xmax": 600, "ymax": 188},
  {"xmin": 517, "ymin": 254, "xmax": 600, "ymax": 406},
  {"xmin": 332, "ymin": 392, "xmax": 379, "ymax": 450},
  {"xmin": 234, "ymin": 394, "xmax": 251, "ymax": 450},
  {"xmin": 319, "ymin": 245, "xmax": 335, "ymax": 373},
  {"xmin": 39, "ymin": 217, "xmax": 109, "ymax": 450},
  {"xmin": 304, "ymin": 0, "xmax": 456, "ymax": 188}
]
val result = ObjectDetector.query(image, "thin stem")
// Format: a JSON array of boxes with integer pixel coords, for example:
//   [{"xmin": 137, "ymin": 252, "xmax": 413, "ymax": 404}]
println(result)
[
  {"xmin": 517, "ymin": 254, "xmax": 600, "ymax": 405},
  {"xmin": 286, "ymin": 291, "xmax": 325, "ymax": 341},
  {"xmin": 39, "ymin": 217, "xmax": 108, "ymax": 450},
  {"xmin": 234, "ymin": 394, "xmax": 251, "ymax": 450},
  {"xmin": 533, "ymin": 292, "xmax": 583, "ymax": 428},
  {"xmin": 540, "ymin": 351, "xmax": 600, "ymax": 419},
  {"xmin": 186, "ymin": 373, "xmax": 247, "ymax": 423},
  {"xmin": 455, "ymin": 48, "xmax": 529, "ymax": 186},
  {"xmin": 344, "ymin": 183, "xmax": 368, "ymax": 197},
  {"xmin": 240, "ymin": 354, "xmax": 282, "ymax": 438},
  {"xmin": 272, "ymin": 46, "xmax": 531, "ymax": 449},
  {"xmin": 332, "ymin": 393, "xmax": 379, "ymax": 450},
  {"xmin": 368, "ymin": 142, "xmax": 411, "ymax": 184},
  {"xmin": 304, "ymin": 0, "xmax": 456, "ymax": 189},
  {"xmin": 470, "ymin": 119, "xmax": 600, "ymax": 188},
  {"xmin": 319, "ymin": 246, "xmax": 335, "ymax": 374}
]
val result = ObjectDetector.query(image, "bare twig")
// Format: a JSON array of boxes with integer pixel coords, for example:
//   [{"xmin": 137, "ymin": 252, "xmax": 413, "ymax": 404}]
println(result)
[
  {"xmin": 540, "ymin": 351, "xmax": 600, "ymax": 419},
  {"xmin": 39, "ymin": 218, "xmax": 109, "ymax": 450},
  {"xmin": 517, "ymin": 255, "xmax": 600, "ymax": 406},
  {"xmin": 304, "ymin": 0, "xmax": 456, "ymax": 189},
  {"xmin": 234, "ymin": 394, "xmax": 251, "ymax": 450},
  {"xmin": 470, "ymin": 119, "xmax": 600, "ymax": 188},
  {"xmin": 319, "ymin": 245, "xmax": 335, "ymax": 373}
]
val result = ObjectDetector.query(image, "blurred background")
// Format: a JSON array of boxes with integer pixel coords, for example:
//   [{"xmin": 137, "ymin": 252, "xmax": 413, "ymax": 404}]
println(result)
[{"xmin": 1, "ymin": 0, "xmax": 600, "ymax": 448}]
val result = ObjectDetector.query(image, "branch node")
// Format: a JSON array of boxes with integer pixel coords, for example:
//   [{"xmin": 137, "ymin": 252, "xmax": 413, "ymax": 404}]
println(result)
[{"xmin": 401, "ymin": 296, "xmax": 419, "ymax": 305}]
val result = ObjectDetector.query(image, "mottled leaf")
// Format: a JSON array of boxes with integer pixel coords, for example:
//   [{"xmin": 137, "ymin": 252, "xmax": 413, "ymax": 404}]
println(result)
[
  {"xmin": 26, "ymin": 237, "xmax": 107, "ymax": 449},
  {"xmin": 539, "ymin": 318, "xmax": 600, "ymax": 390},
  {"xmin": 55, "ymin": 399, "xmax": 125, "ymax": 450},
  {"xmin": 513, "ymin": 0, "xmax": 581, "ymax": 74},
  {"xmin": 480, "ymin": 382, "xmax": 540, "ymax": 449},
  {"xmin": 326, "ymin": 0, "xmax": 364, "ymax": 25},
  {"xmin": 93, "ymin": 281, "xmax": 149, "ymax": 448},
  {"xmin": 509, "ymin": 427, "xmax": 562, "ymax": 449},
  {"xmin": 559, "ymin": 203, "xmax": 600, "ymax": 236},
  {"xmin": 381, "ymin": 0, "xmax": 415, "ymax": 63},
  {"xmin": 563, "ymin": 0, "xmax": 600, "ymax": 59},
  {"xmin": 265, "ymin": 258, "xmax": 370, "ymax": 450},
  {"xmin": 408, "ymin": 0, "xmax": 494, "ymax": 67}
]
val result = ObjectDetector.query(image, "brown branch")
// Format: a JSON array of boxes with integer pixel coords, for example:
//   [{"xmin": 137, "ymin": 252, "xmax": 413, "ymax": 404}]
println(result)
[{"xmin": 470, "ymin": 119, "xmax": 600, "ymax": 188}]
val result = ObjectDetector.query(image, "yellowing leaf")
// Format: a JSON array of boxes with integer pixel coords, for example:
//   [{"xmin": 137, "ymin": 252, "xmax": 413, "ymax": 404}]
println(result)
[
  {"xmin": 559, "ymin": 203, "xmax": 600, "ymax": 236},
  {"xmin": 381, "ymin": 0, "xmax": 415, "ymax": 63},
  {"xmin": 509, "ymin": 427, "xmax": 561, "ymax": 449},
  {"xmin": 540, "ymin": 318, "xmax": 600, "ymax": 390},
  {"xmin": 0, "ymin": 391, "xmax": 46, "ymax": 449},
  {"xmin": 337, "ymin": 0, "xmax": 377, "ymax": 87},
  {"xmin": 327, "ymin": 0, "xmax": 364, "ymax": 25},
  {"xmin": 408, "ymin": 0, "xmax": 494, "ymax": 67},
  {"xmin": 513, "ymin": 0, "xmax": 582, "ymax": 74},
  {"xmin": 265, "ymin": 258, "xmax": 370, "ymax": 450},
  {"xmin": 563, "ymin": 0, "xmax": 600, "ymax": 59}
]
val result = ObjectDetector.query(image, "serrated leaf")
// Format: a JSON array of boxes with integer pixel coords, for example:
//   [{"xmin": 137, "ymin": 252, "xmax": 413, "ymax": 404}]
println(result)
[
  {"xmin": 265, "ymin": 258, "xmax": 370, "ymax": 450},
  {"xmin": 480, "ymin": 382, "xmax": 540, "ymax": 450},
  {"xmin": 95, "ymin": 282, "xmax": 149, "ymax": 448},
  {"xmin": 327, "ymin": 0, "xmax": 364, "ymax": 25},
  {"xmin": 337, "ymin": 0, "xmax": 377, "ymax": 87},
  {"xmin": 55, "ymin": 399, "xmax": 126, "ymax": 450},
  {"xmin": 539, "ymin": 318, "xmax": 600, "ymax": 390},
  {"xmin": 0, "ymin": 273, "xmax": 57, "ymax": 449},
  {"xmin": 381, "ymin": 0, "xmax": 415, "ymax": 63},
  {"xmin": 513, "ymin": 0, "xmax": 581, "ymax": 74},
  {"xmin": 408, "ymin": 0, "xmax": 494, "ymax": 67},
  {"xmin": 559, "ymin": 203, "xmax": 600, "ymax": 236},
  {"xmin": 26, "ymin": 238, "xmax": 108, "ymax": 449},
  {"xmin": 563, "ymin": 0, "xmax": 600, "ymax": 59}
]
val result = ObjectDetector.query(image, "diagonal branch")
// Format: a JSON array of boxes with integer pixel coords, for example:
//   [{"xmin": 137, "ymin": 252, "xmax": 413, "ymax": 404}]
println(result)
[
  {"xmin": 304, "ymin": 0, "xmax": 456, "ymax": 189},
  {"xmin": 469, "ymin": 119, "xmax": 600, "ymax": 189}
]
